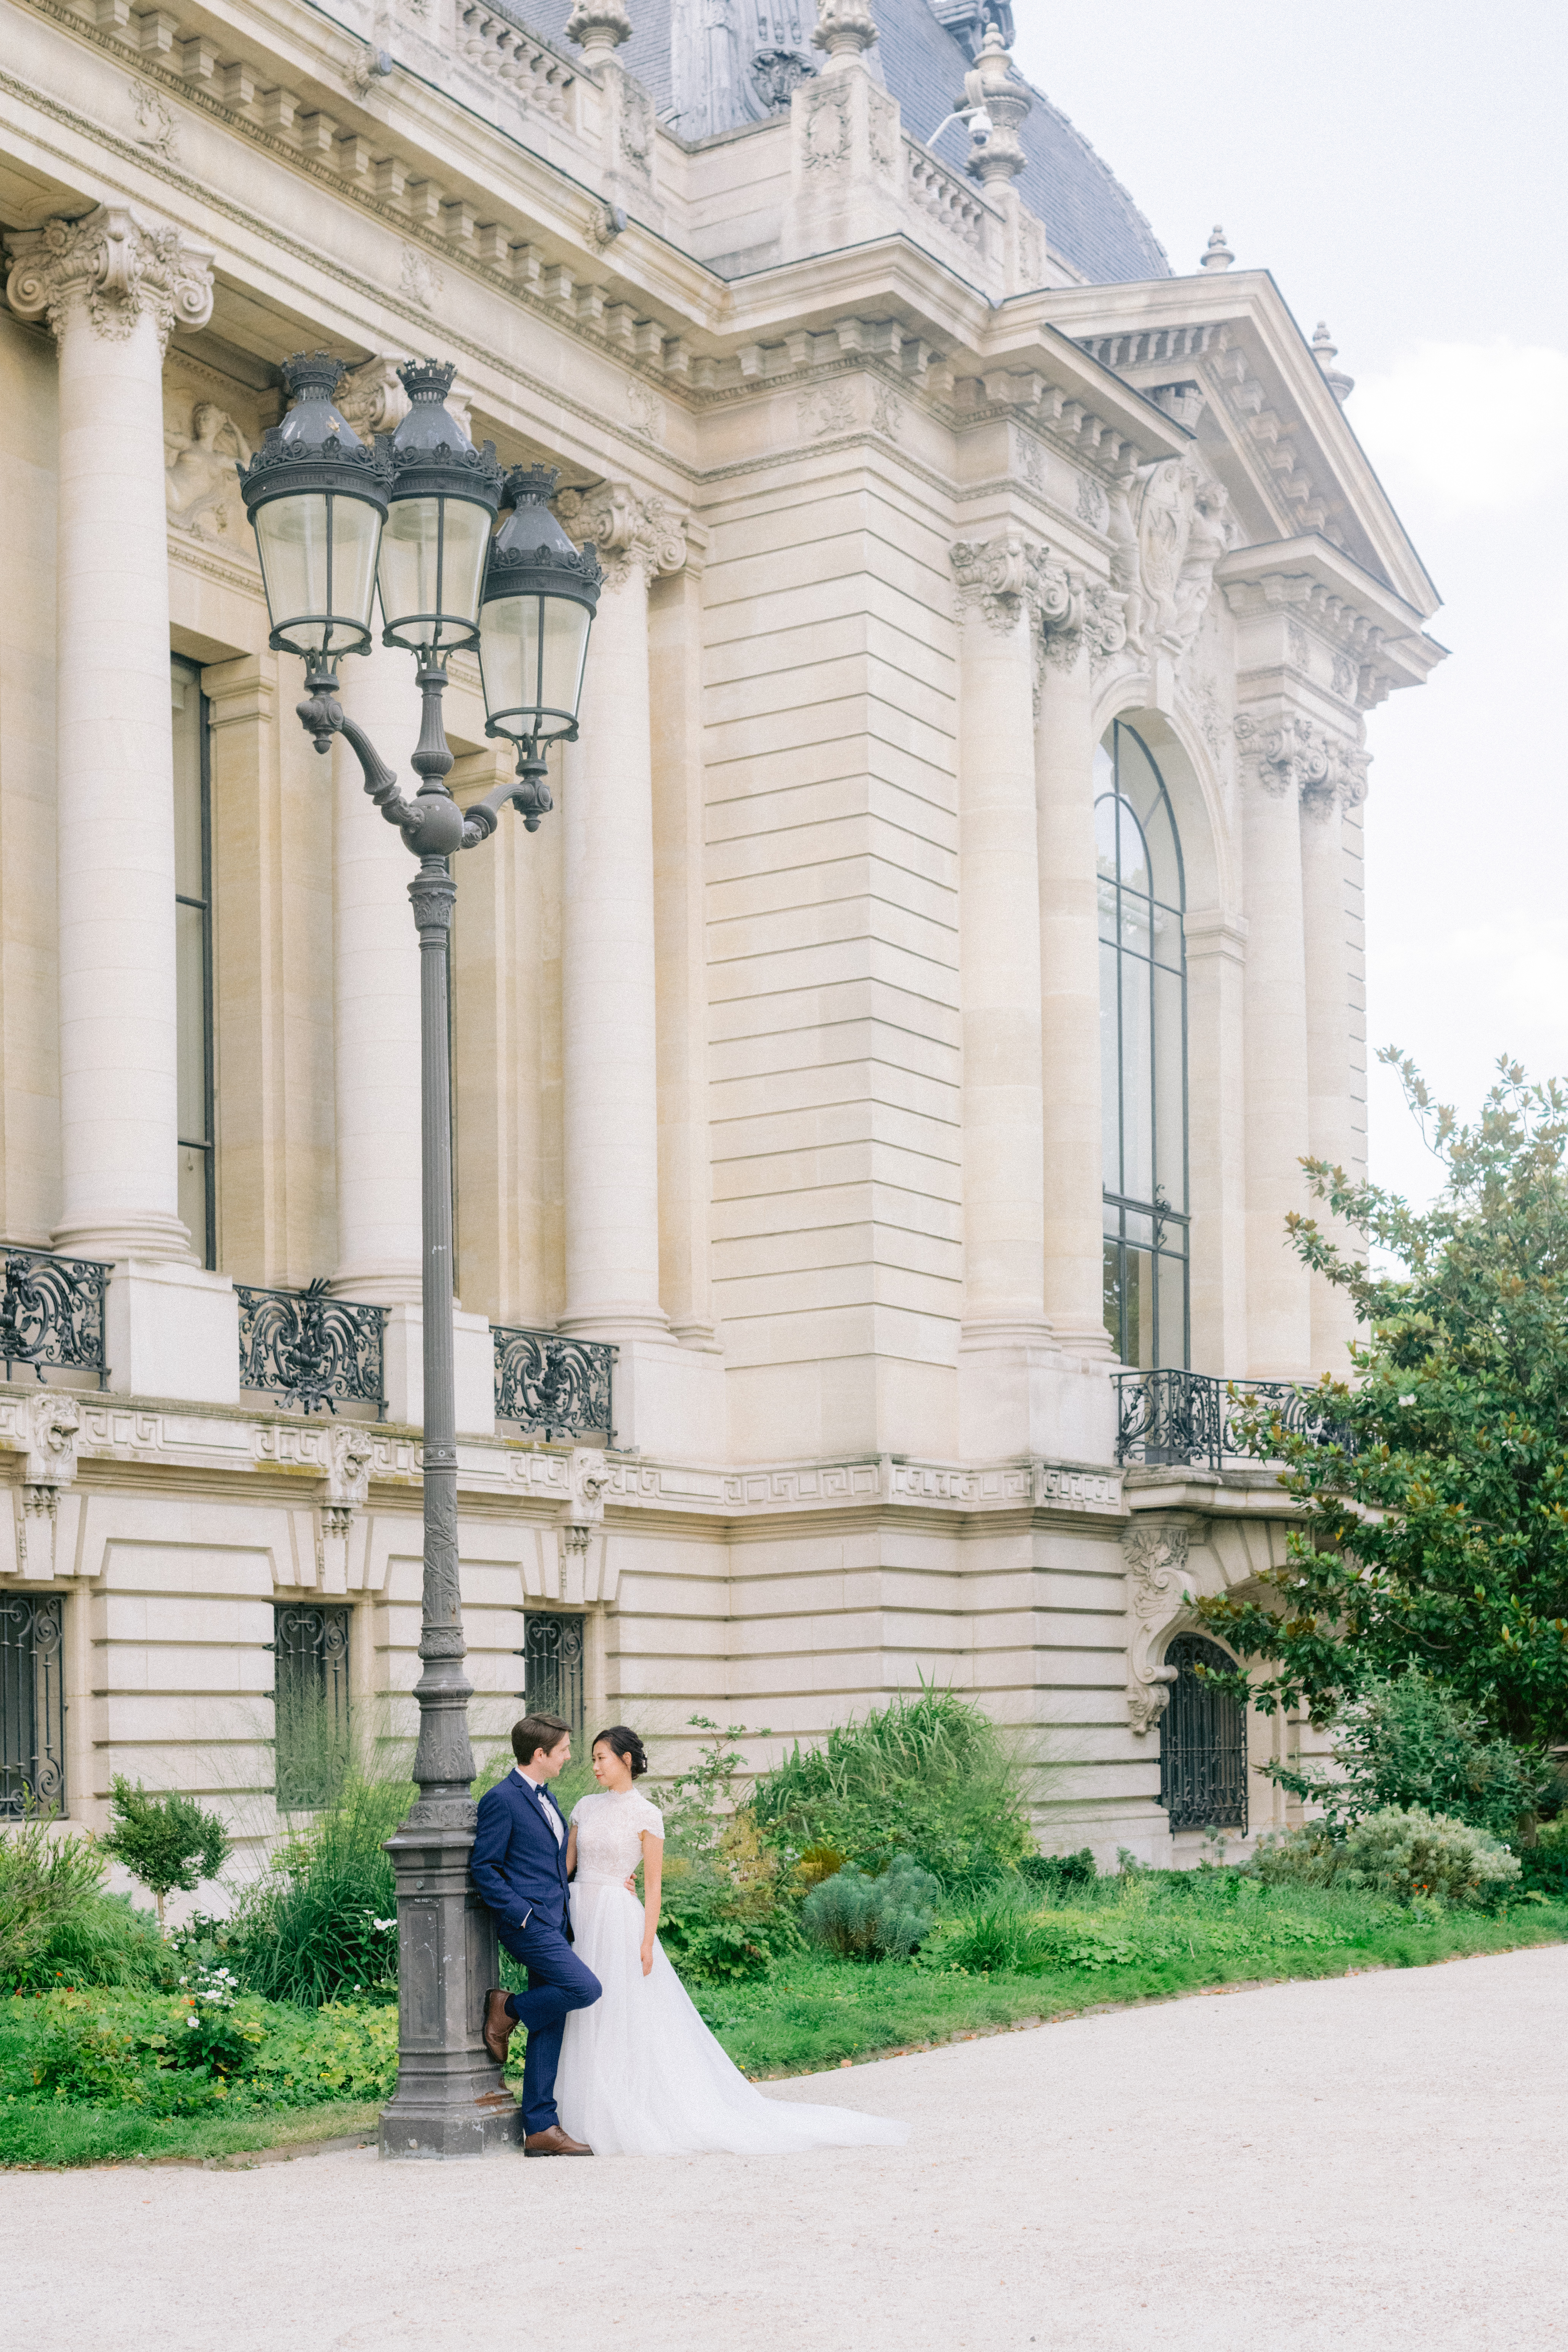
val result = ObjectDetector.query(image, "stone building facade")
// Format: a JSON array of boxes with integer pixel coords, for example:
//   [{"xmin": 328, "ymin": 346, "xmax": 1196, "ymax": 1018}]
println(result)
[{"xmin": 0, "ymin": 0, "xmax": 1443, "ymax": 1872}]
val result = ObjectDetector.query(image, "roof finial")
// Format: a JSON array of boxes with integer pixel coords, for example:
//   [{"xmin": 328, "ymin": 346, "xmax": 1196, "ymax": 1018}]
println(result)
[
  {"xmin": 811, "ymin": 0, "xmax": 879, "ymax": 71},
  {"xmin": 961, "ymin": 19, "xmax": 1030, "ymax": 186},
  {"xmin": 564, "ymin": 0, "xmax": 632, "ymax": 68},
  {"xmin": 1200, "ymin": 224, "xmax": 1234, "ymax": 271},
  {"xmin": 1312, "ymin": 321, "xmax": 1355, "ymax": 404}
]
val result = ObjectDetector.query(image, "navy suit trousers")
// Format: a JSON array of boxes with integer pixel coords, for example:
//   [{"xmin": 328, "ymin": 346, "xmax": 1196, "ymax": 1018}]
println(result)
[{"xmin": 499, "ymin": 1911, "xmax": 601, "ymax": 2136}]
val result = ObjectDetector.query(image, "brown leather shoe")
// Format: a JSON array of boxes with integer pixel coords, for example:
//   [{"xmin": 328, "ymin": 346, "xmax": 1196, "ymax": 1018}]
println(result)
[
  {"xmin": 482, "ymin": 1988, "xmax": 517, "ymax": 2065},
  {"xmin": 524, "ymin": 2124, "xmax": 593, "ymax": 2158}
]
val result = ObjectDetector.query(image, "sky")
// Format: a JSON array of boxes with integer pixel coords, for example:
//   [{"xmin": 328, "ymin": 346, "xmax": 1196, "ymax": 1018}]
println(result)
[{"xmin": 1009, "ymin": 0, "xmax": 1568, "ymax": 1211}]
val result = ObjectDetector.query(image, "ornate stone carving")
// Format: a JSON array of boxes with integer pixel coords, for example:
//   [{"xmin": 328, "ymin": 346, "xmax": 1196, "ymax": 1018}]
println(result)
[
  {"xmin": 1170, "ymin": 476, "xmax": 1230, "ymax": 655},
  {"xmin": 753, "ymin": 49, "xmax": 816, "ymax": 107},
  {"xmin": 325, "ymin": 1423, "xmax": 376, "ymax": 1511},
  {"xmin": 1286, "ymin": 618, "xmax": 1311, "ymax": 669},
  {"xmin": 1124, "ymin": 1519, "xmax": 1197, "ymax": 1736},
  {"xmin": 798, "ymin": 381, "xmax": 855, "ymax": 438},
  {"xmin": 398, "ymin": 247, "xmax": 444, "ymax": 310},
  {"xmin": 336, "ymin": 356, "xmax": 413, "ymax": 436},
  {"xmin": 869, "ymin": 380, "xmax": 903, "ymax": 438},
  {"xmin": 619, "ymin": 78, "xmax": 655, "ymax": 174},
  {"xmin": 22, "ymin": 1392, "xmax": 82, "ymax": 1492},
  {"xmin": 1082, "ymin": 582, "xmax": 1129, "ymax": 668},
  {"xmin": 949, "ymin": 532, "xmax": 1045, "ymax": 633},
  {"xmin": 811, "ymin": 0, "xmax": 878, "ymax": 69},
  {"xmin": 555, "ymin": 481, "xmax": 688, "ymax": 589},
  {"xmin": 961, "ymin": 23, "xmax": 1029, "ymax": 188},
  {"xmin": 1234, "ymin": 711, "xmax": 1369, "ymax": 809},
  {"xmin": 6, "ymin": 205, "xmax": 213, "ymax": 352},
  {"xmin": 1137, "ymin": 458, "xmax": 1193, "ymax": 645},
  {"xmin": 1075, "ymin": 473, "xmax": 1109, "ymax": 532},
  {"xmin": 130, "ymin": 79, "xmax": 177, "ymax": 161},
  {"xmin": 165, "ymin": 402, "xmax": 253, "ymax": 542},
  {"xmin": 565, "ymin": 0, "xmax": 633, "ymax": 63},
  {"xmin": 626, "ymin": 377, "xmax": 665, "ymax": 442},
  {"xmin": 801, "ymin": 75, "xmax": 852, "ymax": 168}
]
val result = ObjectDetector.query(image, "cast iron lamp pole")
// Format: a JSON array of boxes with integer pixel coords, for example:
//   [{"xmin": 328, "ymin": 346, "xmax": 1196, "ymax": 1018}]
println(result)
[{"xmin": 240, "ymin": 353, "xmax": 601, "ymax": 2157}]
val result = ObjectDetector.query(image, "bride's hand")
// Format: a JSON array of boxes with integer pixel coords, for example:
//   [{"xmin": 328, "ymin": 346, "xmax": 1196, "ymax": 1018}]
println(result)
[{"xmin": 640, "ymin": 1938, "xmax": 654, "ymax": 1977}]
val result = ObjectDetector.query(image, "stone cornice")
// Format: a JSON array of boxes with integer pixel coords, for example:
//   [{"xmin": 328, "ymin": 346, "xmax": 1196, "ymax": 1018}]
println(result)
[{"xmin": 1218, "ymin": 534, "xmax": 1446, "ymax": 705}]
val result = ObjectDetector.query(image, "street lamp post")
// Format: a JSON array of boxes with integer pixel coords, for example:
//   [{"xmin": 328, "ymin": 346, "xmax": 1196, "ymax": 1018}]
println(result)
[{"xmin": 240, "ymin": 353, "xmax": 602, "ymax": 2157}]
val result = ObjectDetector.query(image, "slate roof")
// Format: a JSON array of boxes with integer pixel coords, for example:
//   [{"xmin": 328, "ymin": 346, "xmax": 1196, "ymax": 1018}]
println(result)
[{"xmin": 507, "ymin": 0, "xmax": 1171, "ymax": 286}]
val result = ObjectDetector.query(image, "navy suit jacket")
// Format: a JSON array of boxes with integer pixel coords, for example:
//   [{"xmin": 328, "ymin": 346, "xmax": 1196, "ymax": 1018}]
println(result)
[{"xmin": 470, "ymin": 1772, "xmax": 571, "ymax": 1933}]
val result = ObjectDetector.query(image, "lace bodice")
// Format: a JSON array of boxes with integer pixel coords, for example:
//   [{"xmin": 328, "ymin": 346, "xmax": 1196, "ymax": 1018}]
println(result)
[{"xmin": 570, "ymin": 1789, "xmax": 664, "ymax": 1884}]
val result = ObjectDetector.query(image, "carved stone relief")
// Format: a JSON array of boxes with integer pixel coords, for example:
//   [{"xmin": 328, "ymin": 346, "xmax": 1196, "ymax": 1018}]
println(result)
[
  {"xmin": 165, "ymin": 401, "xmax": 253, "ymax": 542},
  {"xmin": 1075, "ymin": 473, "xmax": 1109, "ymax": 532},
  {"xmin": 798, "ymin": 381, "xmax": 854, "ymax": 438},
  {"xmin": 801, "ymin": 77, "xmax": 851, "ymax": 170},
  {"xmin": 1124, "ymin": 1519, "xmax": 1198, "ymax": 1735},
  {"xmin": 556, "ymin": 481, "xmax": 688, "ymax": 590}
]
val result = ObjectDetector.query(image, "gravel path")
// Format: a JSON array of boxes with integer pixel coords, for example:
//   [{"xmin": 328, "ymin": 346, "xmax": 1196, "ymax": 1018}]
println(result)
[{"xmin": 11, "ymin": 1945, "xmax": 1566, "ymax": 2352}]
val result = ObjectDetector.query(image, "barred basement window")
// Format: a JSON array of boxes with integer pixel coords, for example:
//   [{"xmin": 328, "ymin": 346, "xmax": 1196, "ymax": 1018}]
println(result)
[
  {"xmin": 0, "ymin": 1591, "xmax": 66, "ymax": 1818},
  {"xmin": 518, "ymin": 1612, "xmax": 586, "ymax": 1752},
  {"xmin": 1159, "ymin": 1633, "xmax": 1247, "ymax": 1834},
  {"xmin": 273, "ymin": 1603, "xmax": 351, "ymax": 1811}
]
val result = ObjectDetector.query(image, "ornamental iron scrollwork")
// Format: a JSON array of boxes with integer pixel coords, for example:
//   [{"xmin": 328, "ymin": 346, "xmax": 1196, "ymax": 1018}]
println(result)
[
  {"xmin": 236, "ymin": 1278, "xmax": 387, "ymax": 1418},
  {"xmin": 493, "ymin": 1326, "xmax": 615, "ymax": 1443},
  {"xmin": 515, "ymin": 1610, "xmax": 586, "ymax": 1749},
  {"xmin": 0, "ymin": 1591, "xmax": 65, "ymax": 1818},
  {"xmin": 1114, "ymin": 1368, "xmax": 1355, "ymax": 1470},
  {"xmin": 1159, "ymin": 1631, "xmax": 1247, "ymax": 1833},
  {"xmin": 272, "ymin": 1601, "xmax": 351, "ymax": 1811},
  {"xmin": 0, "ymin": 1247, "xmax": 109, "ymax": 1389}
]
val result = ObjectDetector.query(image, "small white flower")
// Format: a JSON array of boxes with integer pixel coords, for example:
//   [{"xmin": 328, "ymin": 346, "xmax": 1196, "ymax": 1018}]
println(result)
[
  {"xmin": 185, "ymin": 2017, "xmax": 199, "ymax": 2029},
  {"xmin": 1399, "ymin": 1394, "xmax": 1416, "ymax": 1407}
]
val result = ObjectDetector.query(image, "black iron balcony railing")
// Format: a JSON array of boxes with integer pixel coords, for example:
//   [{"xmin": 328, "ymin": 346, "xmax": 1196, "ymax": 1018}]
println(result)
[
  {"xmin": 1114, "ymin": 1367, "xmax": 1356, "ymax": 1470},
  {"xmin": 236, "ymin": 1278, "xmax": 387, "ymax": 1418},
  {"xmin": 0, "ymin": 1244, "xmax": 110, "ymax": 1389},
  {"xmin": 493, "ymin": 1326, "xmax": 615, "ymax": 1443}
]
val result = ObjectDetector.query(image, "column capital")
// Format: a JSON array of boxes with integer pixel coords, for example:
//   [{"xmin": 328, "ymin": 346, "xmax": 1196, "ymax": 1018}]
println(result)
[
  {"xmin": 6, "ymin": 205, "xmax": 213, "ymax": 354},
  {"xmin": 1234, "ymin": 708, "xmax": 1369, "ymax": 811},
  {"xmin": 556, "ymin": 480, "xmax": 690, "ymax": 590},
  {"xmin": 950, "ymin": 531, "xmax": 1048, "ymax": 633}
]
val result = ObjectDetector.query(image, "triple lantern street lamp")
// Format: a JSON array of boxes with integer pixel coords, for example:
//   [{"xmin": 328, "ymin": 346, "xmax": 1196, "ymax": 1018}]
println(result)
[{"xmin": 239, "ymin": 351, "xmax": 603, "ymax": 2157}]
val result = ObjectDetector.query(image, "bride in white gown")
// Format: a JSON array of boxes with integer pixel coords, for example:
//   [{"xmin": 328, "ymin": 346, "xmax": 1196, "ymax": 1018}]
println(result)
[{"xmin": 553, "ymin": 1726, "xmax": 908, "ymax": 2158}]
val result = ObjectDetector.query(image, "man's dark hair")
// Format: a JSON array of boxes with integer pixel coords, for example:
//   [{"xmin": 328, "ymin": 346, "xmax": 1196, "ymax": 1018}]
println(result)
[{"xmin": 512, "ymin": 1713, "xmax": 571, "ymax": 1766}]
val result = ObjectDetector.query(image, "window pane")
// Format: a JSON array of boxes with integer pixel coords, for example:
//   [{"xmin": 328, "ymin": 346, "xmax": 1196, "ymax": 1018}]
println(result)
[
  {"xmin": 1102, "ymin": 1238, "xmax": 1123, "ymax": 1357},
  {"xmin": 1121, "ymin": 951, "xmax": 1154, "ymax": 1206},
  {"xmin": 179, "ymin": 1146, "xmax": 209, "ymax": 1259},
  {"xmin": 1153, "ymin": 963, "xmax": 1186, "ymax": 1212},
  {"xmin": 1100, "ymin": 938, "xmax": 1121, "ymax": 1187},
  {"xmin": 171, "ymin": 665, "xmax": 204, "ymax": 900},
  {"xmin": 1156, "ymin": 1247, "xmax": 1188, "ymax": 1371},
  {"xmin": 1127, "ymin": 1244, "xmax": 1155, "ymax": 1367},
  {"xmin": 176, "ymin": 901, "xmax": 207, "ymax": 1141}
]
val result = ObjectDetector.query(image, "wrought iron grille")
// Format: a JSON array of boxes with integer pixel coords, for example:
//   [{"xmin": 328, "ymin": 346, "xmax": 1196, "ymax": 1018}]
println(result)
[
  {"xmin": 0, "ymin": 1246, "xmax": 109, "ymax": 1389},
  {"xmin": 237, "ymin": 1279, "xmax": 387, "ymax": 1417},
  {"xmin": 1114, "ymin": 1368, "xmax": 1356, "ymax": 1470},
  {"xmin": 517, "ymin": 1612, "xmax": 586, "ymax": 1750},
  {"xmin": 272, "ymin": 1602, "xmax": 351, "ymax": 1810},
  {"xmin": 493, "ymin": 1327, "xmax": 615, "ymax": 1442},
  {"xmin": 1159, "ymin": 1633, "xmax": 1247, "ymax": 1832},
  {"xmin": 0, "ymin": 1591, "xmax": 65, "ymax": 1817}
]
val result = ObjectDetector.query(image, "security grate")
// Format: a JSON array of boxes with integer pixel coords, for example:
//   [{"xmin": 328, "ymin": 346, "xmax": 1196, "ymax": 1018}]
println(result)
[
  {"xmin": 517, "ymin": 1612, "xmax": 585, "ymax": 1751},
  {"xmin": 0, "ymin": 1591, "xmax": 65, "ymax": 1817},
  {"xmin": 273, "ymin": 1603, "xmax": 351, "ymax": 1811},
  {"xmin": 1159, "ymin": 1632, "xmax": 1247, "ymax": 1833}
]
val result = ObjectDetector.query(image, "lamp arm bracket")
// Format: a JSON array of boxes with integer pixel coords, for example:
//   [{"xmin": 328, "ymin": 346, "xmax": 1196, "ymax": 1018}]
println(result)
[{"xmin": 295, "ymin": 675, "xmax": 423, "ymax": 837}]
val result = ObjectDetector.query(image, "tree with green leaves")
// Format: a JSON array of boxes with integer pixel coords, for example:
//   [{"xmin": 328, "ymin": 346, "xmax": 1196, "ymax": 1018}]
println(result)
[
  {"xmin": 1201, "ymin": 1054, "xmax": 1568, "ymax": 1755},
  {"xmin": 100, "ymin": 1776, "xmax": 230, "ymax": 1928}
]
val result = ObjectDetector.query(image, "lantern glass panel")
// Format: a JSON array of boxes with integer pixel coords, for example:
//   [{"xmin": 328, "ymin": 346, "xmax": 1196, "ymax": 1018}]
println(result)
[
  {"xmin": 378, "ymin": 495, "xmax": 492, "ymax": 650},
  {"xmin": 479, "ymin": 593, "xmax": 592, "ymax": 742},
  {"xmin": 254, "ymin": 490, "xmax": 382, "ymax": 656}
]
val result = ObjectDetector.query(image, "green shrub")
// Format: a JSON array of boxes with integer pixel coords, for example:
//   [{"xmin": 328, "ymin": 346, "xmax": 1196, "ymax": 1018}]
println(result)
[
  {"xmin": 800, "ymin": 1858, "xmax": 940, "ymax": 1961},
  {"xmin": 933, "ymin": 1901, "xmax": 1058, "ymax": 1976},
  {"xmin": 752, "ymin": 1688, "xmax": 1033, "ymax": 1898},
  {"xmin": 1252, "ymin": 1805, "xmax": 1520, "ymax": 1907},
  {"xmin": 100, "ymin": 1778, "xmax": 230, "ymax": 1929},
  {"xmin": 229, "ymin": 1774, "xmax": 407, "ymax": 2007},
  {"xmin": 1018, "ymin": 1848, "xmax": 1098, "ymax": 1898},
  {"xmin": 0, "ymin": 1822, "xmax": 113, "ymax": 1989},
  {"xmin": 1263, "ymin": 1671, "xmax": 1546, "ymax": 1839}
]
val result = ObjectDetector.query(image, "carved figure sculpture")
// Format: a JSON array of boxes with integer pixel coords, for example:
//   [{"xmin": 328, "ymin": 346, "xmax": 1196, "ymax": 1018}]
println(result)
[{"xmin": 165, "ymin": 400, "xmax": 253, "ymax": 540}]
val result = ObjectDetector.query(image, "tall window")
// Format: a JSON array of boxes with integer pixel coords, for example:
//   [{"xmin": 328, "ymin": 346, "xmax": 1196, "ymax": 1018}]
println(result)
[
  {"xmin": 1097, "ymin": 719, "xmax": 1189, "ymax": 1366},
  {"xmin": 1159, "ymin": 1633, "xmax": 1247, "ymax": 1833},
  {"xmin": 273, "ymin": 1603, "xmax": 351, "ymax": 1810},
  {"xmin": 0, "ymin": 1592, "xmax": 65, "ymax": 1818},
  {"xmin": 518, "ymin": 1612, "xmax": 586, "ymax": 1752},
  {"xmin": 171, "ymin": 659, "xmax": 215, "ymax": 1268}
]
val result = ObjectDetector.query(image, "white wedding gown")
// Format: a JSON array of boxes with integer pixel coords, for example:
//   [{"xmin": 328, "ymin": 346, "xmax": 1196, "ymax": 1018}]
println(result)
[{"xmin": 553, "ymin": 1788, "xmax": 908, "ymax": 2158}]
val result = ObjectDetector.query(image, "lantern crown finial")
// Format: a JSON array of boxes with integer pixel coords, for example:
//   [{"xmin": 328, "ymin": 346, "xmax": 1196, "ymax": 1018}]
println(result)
[
  {"xmin": 282, "ymin": 350, "xmax": 348, "ymax": 403},
  {"xmin": 397, "ymin": 357, "xmax": 459, "ymax": 408}
]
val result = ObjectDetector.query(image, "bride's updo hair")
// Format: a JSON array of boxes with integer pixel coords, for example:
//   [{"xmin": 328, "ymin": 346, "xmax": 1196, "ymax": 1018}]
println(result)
[{"xmin": 592, "ymin": 1724, "xmax": 648, "ymax": 1779}]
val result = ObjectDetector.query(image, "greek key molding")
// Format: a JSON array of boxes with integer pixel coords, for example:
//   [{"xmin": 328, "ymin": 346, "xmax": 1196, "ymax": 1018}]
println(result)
[{"xmin": 5, "ymin": 204, "xmax": 213, "ymax": 353}]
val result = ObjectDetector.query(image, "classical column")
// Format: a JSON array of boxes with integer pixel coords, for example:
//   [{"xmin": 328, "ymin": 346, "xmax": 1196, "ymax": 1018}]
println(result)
[
  {"xmin": 950, "ymin": 535, "xmax": 1053, "ymax": 1456},
  {"xmin": 1299, "ymin": 748, "xmax": 1368, "ymax": 1377},
  {"xmin": 332, "ymin": 633, "xmax": 425, "ymax": 1304},
  {"xmin": 6, "ymin": 208, "xmax": 212, "ymax": 1264},
  {"xmin": 1035, "ymin": 621, "xmax": 1118, "ymax": 1366},
  {"xmin": 554, "ymin": 486, "xmax": 684, "ymax": 1363},
  {"xmin": 1236, "ymin": 713, "xmax": 1315, "ymax": 1378},
  {"xmin": 6, "ymin": 209, "xmax": 239, "ymax": 1404}
]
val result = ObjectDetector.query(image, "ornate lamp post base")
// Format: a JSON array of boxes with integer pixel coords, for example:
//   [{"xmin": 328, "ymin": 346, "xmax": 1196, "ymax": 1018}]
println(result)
[{"xmin": 378, "ymin": 1810, "xmax": 519, "ymax": 2158}]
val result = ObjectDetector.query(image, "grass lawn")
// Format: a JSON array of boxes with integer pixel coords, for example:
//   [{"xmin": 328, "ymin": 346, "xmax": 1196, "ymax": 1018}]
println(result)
[{"xmin": 7, "ymin": 1881, "xmax": 1566, "ymax": 2167}]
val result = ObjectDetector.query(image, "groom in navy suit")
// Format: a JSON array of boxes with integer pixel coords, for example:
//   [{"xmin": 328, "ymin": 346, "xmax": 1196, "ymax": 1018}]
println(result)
[{"xmin": 471, "ymin": 1712, "xmax": 602, "ymax": 2156}]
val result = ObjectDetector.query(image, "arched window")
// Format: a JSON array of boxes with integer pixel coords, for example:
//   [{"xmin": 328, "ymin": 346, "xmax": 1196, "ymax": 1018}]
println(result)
[
  {"xmin": 1096, "ymin": 719, "xmax": 1188, "ymax": 1366},
  {"xmin": 1159, "ymin": 1633, "xmax": 1247, "ymax": 1832}
]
